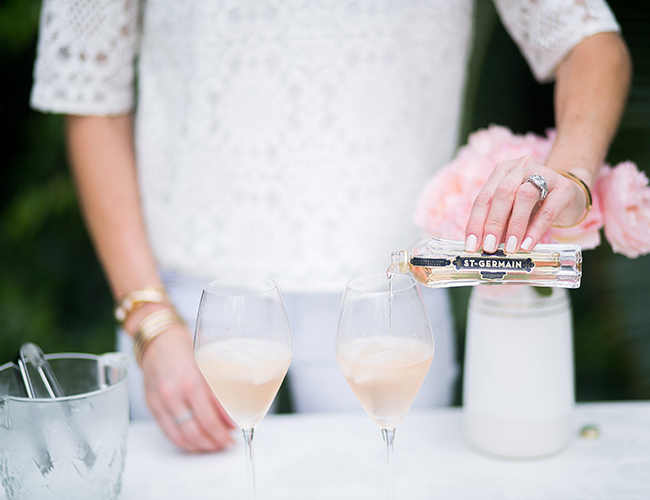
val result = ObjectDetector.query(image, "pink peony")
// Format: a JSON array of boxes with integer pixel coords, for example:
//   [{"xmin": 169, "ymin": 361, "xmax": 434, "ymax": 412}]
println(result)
[
  {"xmin": 597, "ymin": 162, "xmax": 650, "ymax": 258},
  {"xmin": 414, "ymin": 125, "xmax": 650, "ymax": 258}
]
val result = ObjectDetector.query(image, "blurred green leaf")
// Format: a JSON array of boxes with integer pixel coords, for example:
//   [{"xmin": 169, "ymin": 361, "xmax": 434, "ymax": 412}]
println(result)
[
  {"xmin": 0, "ymin": 0, "xmax": 115, "ymax": 365},
  {"xmin": 0, "ymin": 0, "xmax": 41, "ymax": 53},
  {"xmin": 4, "ymin": 173, "xmax": 77, "ymax": 241}
]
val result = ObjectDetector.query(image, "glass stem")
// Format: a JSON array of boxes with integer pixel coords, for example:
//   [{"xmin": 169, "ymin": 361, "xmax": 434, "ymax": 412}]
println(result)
[
  {"xmin": 382, "ymin": 427, "xmax": 395, "ymax": 500},
  {"xmin": 242, "ymin": 427, "xmax": 256, "ymax": 500}
]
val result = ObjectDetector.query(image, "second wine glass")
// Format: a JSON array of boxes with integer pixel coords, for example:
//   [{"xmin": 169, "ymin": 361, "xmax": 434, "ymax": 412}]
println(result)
[
  {"xmin": 336, "ymin": 274, "xmax": 435, "ymax": 499},
  {"xmin": 194, "ymin": 277, "xmax": 292, "ymax": 500}
]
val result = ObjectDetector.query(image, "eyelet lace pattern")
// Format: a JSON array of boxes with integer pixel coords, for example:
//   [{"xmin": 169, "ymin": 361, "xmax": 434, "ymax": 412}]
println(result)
[{"xmin": 494, "ymin": 0, "xmax": 619, "ymax": 81}]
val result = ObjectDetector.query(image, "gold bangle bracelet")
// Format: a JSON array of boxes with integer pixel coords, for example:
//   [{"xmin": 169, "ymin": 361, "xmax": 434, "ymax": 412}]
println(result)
[
  {"xmin": 552, "ymin": 171, "xmax": 593, "ymax": 228},
  {"xmin": 114, "ymin": 285, "xmax": 168, "ymax": 324},
  {"xmin": 132, "ymin": 308, "xmax": 184, "ymax": 366}
]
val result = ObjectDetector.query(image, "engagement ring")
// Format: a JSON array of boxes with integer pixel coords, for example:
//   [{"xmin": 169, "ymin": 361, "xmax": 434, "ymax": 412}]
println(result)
[{"xmin": 522, "ymin": 174, "xmax": 549, "ymax": 202}]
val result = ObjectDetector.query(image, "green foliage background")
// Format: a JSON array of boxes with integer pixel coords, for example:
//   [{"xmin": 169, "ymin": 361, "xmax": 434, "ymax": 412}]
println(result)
[
  {"xmin": 0, "ymin": 0, "xmax": 116, "ymax": 363},
  {"xmin": 1, "ymin": 0, "xmax": 649, "ymax": 406}
]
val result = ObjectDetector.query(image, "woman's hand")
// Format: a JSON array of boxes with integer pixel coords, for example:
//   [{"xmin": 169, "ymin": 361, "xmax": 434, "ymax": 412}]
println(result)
[
  {"xmin": 464, "ymin": 32, "xmax": 631, "ymax": 255},
  {"xmin": 140, "ymin": 323, "xmax": 236, "ymax": 453},
  {"xmin": 464, "ymin": 156, "xmax": 590, "ymax": 254}
]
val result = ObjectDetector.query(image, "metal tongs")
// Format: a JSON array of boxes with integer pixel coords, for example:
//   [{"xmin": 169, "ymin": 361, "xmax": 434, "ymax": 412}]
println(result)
[
  {"xmin": 13, "ymin": 342, "xmax": 65, "ymax": 399},
  {"xmin": 12, "ymin": 342, "xmax": 96, "ymax": 475}
]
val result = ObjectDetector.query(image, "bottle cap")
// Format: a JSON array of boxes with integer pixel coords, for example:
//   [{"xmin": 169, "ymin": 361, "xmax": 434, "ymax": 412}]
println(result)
[{"xmin": 579, "ymin": 424, "xmax": 600, "ymax": 439}]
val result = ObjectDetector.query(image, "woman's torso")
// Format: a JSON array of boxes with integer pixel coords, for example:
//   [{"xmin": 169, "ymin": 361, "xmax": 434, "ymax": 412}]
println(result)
[{"xmin": 135, "ymin": 0, "xmax": 475, "ymax": 292}]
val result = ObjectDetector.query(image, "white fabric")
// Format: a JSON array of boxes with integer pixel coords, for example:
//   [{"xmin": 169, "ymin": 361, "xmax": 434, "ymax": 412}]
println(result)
[
  {"xmin": 31, "ymin": 0, "xmax": 139, "ymax": 115},
  {"xmin": 493, "ymin": 0, "xmax": 620, "ymax": 82},
  {"xmin": 30, "ymin": 0, "xmax": 620, "ymax": 294},
  {"xmin": 119, "ymin": 270, "xmax": 457, "ymax": 419}
]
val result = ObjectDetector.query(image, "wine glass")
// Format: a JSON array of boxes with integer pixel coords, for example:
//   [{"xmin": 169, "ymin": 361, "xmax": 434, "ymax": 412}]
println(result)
[
  {"xmin": 194, "ymin": 277, "xmax": 293, "ymax": 500},
  {"xmin": 336, "ymin": 274, "xmax": 434, "ymax": 499}
]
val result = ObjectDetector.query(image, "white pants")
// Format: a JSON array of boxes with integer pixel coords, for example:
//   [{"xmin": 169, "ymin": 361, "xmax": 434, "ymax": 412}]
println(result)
[{"xmin": 119, "ymin": 270, "xmax": 458, "ymax": 419}]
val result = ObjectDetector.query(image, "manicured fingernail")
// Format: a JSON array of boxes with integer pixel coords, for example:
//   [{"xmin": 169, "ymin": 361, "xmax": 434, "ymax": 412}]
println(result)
[
  {"xmin": 521, "ymin": 236, "xmax": 533, "ymax": 251},
  {"xmin": 465, "ymin": 234, "xmax": 478, "ymax": 253},
  {"xmin": 505, "ymin": 235, "xmax": 517, "ymax": 254},
  {"xmin": 483, "ymin": 234, "xmax": 497, "ymax": 253}
]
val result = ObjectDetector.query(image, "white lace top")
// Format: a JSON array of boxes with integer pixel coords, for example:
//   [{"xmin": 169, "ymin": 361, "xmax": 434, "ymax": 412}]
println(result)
[{"xmin": 31, "ymin": 0, "xmax": 619, "ymax": 293}]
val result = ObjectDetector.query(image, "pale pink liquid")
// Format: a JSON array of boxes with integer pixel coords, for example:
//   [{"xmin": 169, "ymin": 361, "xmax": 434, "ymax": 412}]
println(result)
[
  {"xmin": 337, "ymin": 336, "xmax": 433, "ymax": 429},
  {"xmin": 195, "ymin": 339, "xmax": 292, "ymax": 429}
]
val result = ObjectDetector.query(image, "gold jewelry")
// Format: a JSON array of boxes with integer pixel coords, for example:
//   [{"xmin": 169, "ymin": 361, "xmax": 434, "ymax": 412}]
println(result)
[
  {"xmin": 552, "ymin": 171, "xmax": 593, "ymax": 228},
  {"xmin": 132, "ymin": 308, "xmax": 184, "ymax": 366},
  {"xmin": 114, "ymin": 286, "xmax": 168, "ymax": 324}
]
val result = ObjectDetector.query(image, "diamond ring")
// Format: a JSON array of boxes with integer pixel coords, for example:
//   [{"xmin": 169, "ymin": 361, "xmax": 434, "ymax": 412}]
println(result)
[
  {"xmin": 174, "ymin": 409, "xmax": 196, "ymax": 426},
  {"xmin": 522, "ymin": 174, "xmax": 549, "ymax": 202}
]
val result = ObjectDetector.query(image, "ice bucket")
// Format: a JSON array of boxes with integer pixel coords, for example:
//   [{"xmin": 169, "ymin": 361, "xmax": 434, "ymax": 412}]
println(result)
[{"xmin": 0, "ymin": 352, "xmax": 129, "ymax": 500}]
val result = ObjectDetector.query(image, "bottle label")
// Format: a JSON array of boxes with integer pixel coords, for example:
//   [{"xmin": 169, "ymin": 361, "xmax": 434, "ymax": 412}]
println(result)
[
  {"xmin": 411, "ymin": 250, "xmax": 535, "ymax": 281},
  {"xmin": 410, "ymin": 258, "xmax": 452, "ymax": 268}
]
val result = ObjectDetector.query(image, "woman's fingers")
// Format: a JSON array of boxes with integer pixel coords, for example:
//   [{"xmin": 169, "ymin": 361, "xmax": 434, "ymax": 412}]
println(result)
[
  {"xmin": 465, "ymin": 156, "xmax": 587, "ymax": 253},
  {"xmin": 186, "ymin": 372, "xmax": 236, "ymax": 446},
  {"xmin": 503, "ymin": 181, "xmax": 545, "ymax": 253},
  {"xmin": 481, "ymin": 170, "xmax": 531, "ymax": 253},
  {"xmin": 519, "ymin": 188, "xmax": 573, "ymax": 251},
  {"xmin": 146, "ymin": 389, "xmax": 208, "ymax": 453},
  {"xmin": 149, "ymin": 392, "xmax": 217, "ymax": 453},
  {"xmin": 141, "ymin": 326, "xmax": 235, "ymax": 453},
  {"xmin": 465, "ymin": 159, "xmax": 519, "ymax": 252}
]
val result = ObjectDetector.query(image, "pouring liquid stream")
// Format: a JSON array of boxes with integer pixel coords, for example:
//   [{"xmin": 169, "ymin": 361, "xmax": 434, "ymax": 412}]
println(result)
[{"xmin": 386, "ymin": 265, "xmax": 396, "ymax": 337}]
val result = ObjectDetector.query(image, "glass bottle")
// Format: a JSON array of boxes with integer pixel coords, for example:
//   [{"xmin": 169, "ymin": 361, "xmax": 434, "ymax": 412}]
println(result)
[{"xmin": 389, "ymin": 237, "xmax": 582, "ymax": 289}]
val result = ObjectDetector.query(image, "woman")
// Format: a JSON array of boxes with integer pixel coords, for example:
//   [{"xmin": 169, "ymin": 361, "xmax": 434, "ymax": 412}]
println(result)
[{"xmin": 31, "ymin": 0, "xmax": 630, "ymax": 452}]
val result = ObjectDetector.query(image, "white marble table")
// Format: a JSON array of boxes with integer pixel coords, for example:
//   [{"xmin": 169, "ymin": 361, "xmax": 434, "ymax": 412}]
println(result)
[{"xmin": 120, "ymin": 402, "xmax": 650, "ymax": 500}]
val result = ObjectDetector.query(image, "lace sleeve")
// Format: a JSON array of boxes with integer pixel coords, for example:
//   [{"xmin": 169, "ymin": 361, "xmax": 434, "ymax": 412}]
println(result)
[
  {"xmin": 30, "ymin": 0, "xmax": 140, "ymax": 115},
  {"xmin": 493, "ymin": 0, "xmax": 621, "ymax": 82}
]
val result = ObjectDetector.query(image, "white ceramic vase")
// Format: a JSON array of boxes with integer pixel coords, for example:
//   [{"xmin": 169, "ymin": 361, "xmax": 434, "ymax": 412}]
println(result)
[{"xmin": 463, "ymin": 285, "xmax": 575, "ymax": 459}]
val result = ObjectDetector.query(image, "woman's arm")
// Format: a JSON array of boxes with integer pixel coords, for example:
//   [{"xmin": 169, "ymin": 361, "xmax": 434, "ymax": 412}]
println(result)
[
  {"xmin": 66, "ymin": 114, "xmax": 234, "ymax": 452},
  {"xmin": 66, "ymin": 115, "xmax": 159, "ymax": 297},
  {"xmin": 465, "ymin": 32, "xmax": 632, "ymax": 253},
  {"xmin": 546, "ymin": 31, "xmax": 631, "ymax": 192}
]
